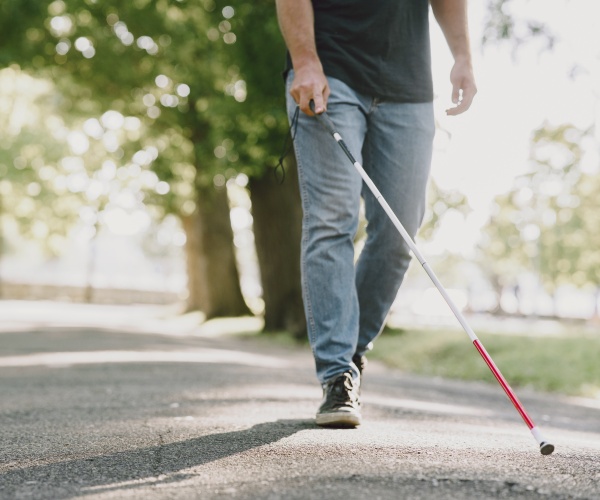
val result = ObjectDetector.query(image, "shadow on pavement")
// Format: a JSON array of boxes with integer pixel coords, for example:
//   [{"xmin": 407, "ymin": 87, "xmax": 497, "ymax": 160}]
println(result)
[{"xmin": 1, "ymin": 419, "xmax": 313, "ymax": 498}]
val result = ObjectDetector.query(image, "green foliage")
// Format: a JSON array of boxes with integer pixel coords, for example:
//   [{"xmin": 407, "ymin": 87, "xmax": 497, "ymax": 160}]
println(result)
[
  {"xmin": 479, "ymin": 123, "xmax": 600, "ymax": 294},
  {"xmin": 482, "ymin": 0, "xmax": 556, "ymax": 51},
  {"xmin": 371, "ymin": 327, "xmax": 600, "ymax": 396},
  {"xmin": 0, "ymin": 69, "xmax": 81, "ymax": 255},
  {"xmin": 219, "ymin": 0, "xmax": 289, "ymax": 178},
  {"xmin": 419, "ymin": 179, "xmax": 471, "ymax": 241},
  {"xmin": 0, "ymin": 0, "xmax": 288, "ymax": 198}
]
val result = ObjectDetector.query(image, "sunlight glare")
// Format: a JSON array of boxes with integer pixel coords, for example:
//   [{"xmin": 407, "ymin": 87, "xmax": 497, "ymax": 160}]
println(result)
[
  {"xmin": 67, "ymin": 130, "xmax": 89, "ymax": 155},
  {"xmin": 55, "ymin": 40, "xmax": 70, "ymax": 55},
  {"xmin": 155, "ymin": 74, "xmax": 169, "ymax": 89},
  {"xmin": 102, "ymin": 131, "xmax": 120, "ymax": 152},
  {"xmin": 176, "ymin": 84, "xmax": 190, "ymax": 97},
  {"xmin": 123, "ymin": 116, "xmax": 141, "ymax": 131},
  {"xmin": 49, "ymin": 15, "xmax": 72, "ymax": 36},
  {"xmin": 101, "ymin": 110, "xmax": 125, "ymax": 130},
  {"xmin": 83, "ymin": 118, "xmax": 104, "ymax": 139},
  {"xmin": 155, "ymin": 181, "xmax": 170, "ymax": 195},
  {"xmin": 103, "ymin": 207, "xmax": 151, "ymax": 236}
]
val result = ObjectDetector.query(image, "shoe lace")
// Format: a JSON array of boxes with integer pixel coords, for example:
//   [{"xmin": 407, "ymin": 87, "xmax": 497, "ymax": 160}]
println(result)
[{"xmin": 328, "ymin": 372, "xmax": 357, "ymax": 405}]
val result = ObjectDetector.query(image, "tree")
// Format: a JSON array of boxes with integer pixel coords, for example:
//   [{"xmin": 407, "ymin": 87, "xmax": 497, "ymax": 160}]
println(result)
[
  {"xmin": 418, "ymin": 179, "xmax": 471, "ymax": 242},
  {"xmin": 0, "ymin": 68, "xmax": 81, "ymax": 261},
  {"xmin": 2, "ymin": 0, "xmax": 485, "ymax": 334},
  {"xmin": 0, "ymin": 66, "xmax": 189, "ymax": 301},
  {"xmin": 210, "ymin": 0, "xmax": 306, "ymax": 336},
  {"xmin": 482, "ymin": 0, "xmax": 556, "ymax": 51},
  {"xmin": 0, "ymin": 0, "xmax": 254, "ymax": 317},
  {"xmin": 478, "ymin": 123, "xmax": 600, "ymax": 315}
]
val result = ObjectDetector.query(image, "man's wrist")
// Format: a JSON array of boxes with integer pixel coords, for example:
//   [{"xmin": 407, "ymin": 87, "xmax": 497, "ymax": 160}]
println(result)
[
  {"xmin": 453, "ymin": 53, "xmax": 472, "ymax": 66},
  {"xmin": 291, "ymin": 52, "xmax": 323, "ymax": 72}
]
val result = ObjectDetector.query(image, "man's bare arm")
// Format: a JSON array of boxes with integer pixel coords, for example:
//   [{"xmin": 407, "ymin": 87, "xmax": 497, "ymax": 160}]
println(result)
[
  {"xmin": 430, "ymin": 0, "xmax": 477, "ymax": 115},
  {"xmin": 275, "ymin": 0, "xmax": 329, "ymax": 115}
]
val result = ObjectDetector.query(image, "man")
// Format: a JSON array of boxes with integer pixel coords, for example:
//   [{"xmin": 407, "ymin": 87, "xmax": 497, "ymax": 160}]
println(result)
[{"xmin": 275, "ymin": 0, "xmax": 476, "ymax": 427}]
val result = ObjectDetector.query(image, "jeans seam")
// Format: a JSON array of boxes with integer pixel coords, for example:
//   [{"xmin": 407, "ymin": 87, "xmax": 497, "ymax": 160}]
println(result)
[
  {"xmin": 294, "ymin": 146, "xmax": 318, "ymax": 349},
  {"xmin": 285, "ymin": 70, "xmax": 317, "ymax": 349}
]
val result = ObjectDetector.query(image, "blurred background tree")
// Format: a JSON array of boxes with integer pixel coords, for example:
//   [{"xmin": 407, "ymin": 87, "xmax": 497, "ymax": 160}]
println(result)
[
  {"xmin": 479, "ymin": 124, "xmax": 600, "ymax": 316},
  {"xmin": 477, "ymin": 0, "xmax": 600, "ymax": 316},
  {"xmin": 2, "ymin": 0, "xmax": 247, "ymax": 318},
  {"xmin": 0, "ymin": 0, "xmax": 307, "ymax": 332},
  {"xmin": 482, "ymin": 0, "xmax": 556, "ymax": 50},
  {"xmin": 0, "ymin": 70, "xmax": 79, "ymax": 258},
  {"xmin": 2, "ymin": 0, "xmax": 598, "ymax": 334}
]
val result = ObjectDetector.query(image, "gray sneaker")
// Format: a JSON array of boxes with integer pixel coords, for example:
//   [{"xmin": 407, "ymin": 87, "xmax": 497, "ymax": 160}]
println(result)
[{"xmin": 316, "ymin": 371, "xmax": 361, "ymax": 428}]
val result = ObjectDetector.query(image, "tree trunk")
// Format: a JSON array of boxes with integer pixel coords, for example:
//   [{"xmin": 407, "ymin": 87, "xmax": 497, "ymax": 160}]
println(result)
[
  {"xmin": 593, "ymin": 287, "xmax": 600, "ymax": 322},
  {"xmin": 487, "ymin": 273, "xmax": 505, "ymax": 315},
  {"xmin": 249, "ymin": 154, "xmax": 306, "ymax": 339},
  {"xmin": 181, "ymin": 184, "xmax": 250, "ymax": 318}
]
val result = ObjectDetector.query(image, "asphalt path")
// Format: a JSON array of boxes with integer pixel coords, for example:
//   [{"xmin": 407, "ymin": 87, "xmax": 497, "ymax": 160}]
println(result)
[{"xmin": 1, "ymin": 303, "xmax": 600, "ymax": 499}]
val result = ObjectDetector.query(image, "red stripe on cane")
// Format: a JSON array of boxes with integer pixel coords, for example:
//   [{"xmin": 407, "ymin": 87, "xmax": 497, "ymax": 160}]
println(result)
[{"xmin": 473, "ymin": 339, "xmax": 535, "ymax": 430}]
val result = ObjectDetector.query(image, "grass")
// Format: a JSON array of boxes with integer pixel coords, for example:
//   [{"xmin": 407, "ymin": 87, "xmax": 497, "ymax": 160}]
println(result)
[{"xmin": 368, "ymin": 327, "xmax": 600, "ymax": 397}]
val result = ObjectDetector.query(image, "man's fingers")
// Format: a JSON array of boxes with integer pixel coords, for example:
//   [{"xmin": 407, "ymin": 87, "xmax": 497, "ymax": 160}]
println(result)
[
  {"xmin": 451, "ymin": 85, "xmax": 460, "ymax": 105},
  {"xmin": 460, "ymin": 85, "xmax": 476, "ymax": 110},
  {"xmin": 305, "ymin": 93, "xmax": 325, "ymax": 116},
  {"xmin": 446, "ymin": 59, "xmax": 477, "ymax": 116},
  {"xmin": 446, "ymin": 83, "xmax": 476, "ymax": 116},
  {"xmin": 309, "ymin": 94, "xmax": 325, "ymax": 115},
  {"xmin": 301, "ymin": 82, "xmax": 329, "ymax": 116},
  {"xmin": 288, "ymin": 66, "xmax": 330, "ymax": 116}
]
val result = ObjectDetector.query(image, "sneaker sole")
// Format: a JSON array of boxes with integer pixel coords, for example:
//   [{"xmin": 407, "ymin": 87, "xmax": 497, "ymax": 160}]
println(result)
[{"xmin": 315, "ymin": 411, "xmax": 361, "ymax": 428}]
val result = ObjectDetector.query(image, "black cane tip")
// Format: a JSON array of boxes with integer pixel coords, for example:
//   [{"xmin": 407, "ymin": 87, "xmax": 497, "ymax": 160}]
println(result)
[{"xmin": 540, "ymin": 442, "xmax": 555, "ymax": 455}]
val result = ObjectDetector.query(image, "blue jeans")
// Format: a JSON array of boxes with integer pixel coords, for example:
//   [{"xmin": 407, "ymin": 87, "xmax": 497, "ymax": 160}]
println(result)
[{"xmin": 287, "ymin": 72, "xmax": 435, "ymax": 385}]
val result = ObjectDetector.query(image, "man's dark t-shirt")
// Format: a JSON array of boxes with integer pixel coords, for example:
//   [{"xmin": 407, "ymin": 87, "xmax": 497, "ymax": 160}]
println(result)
[{"xmin": 286, "ymin": 0, "xmax": 433, "ymax": 103}]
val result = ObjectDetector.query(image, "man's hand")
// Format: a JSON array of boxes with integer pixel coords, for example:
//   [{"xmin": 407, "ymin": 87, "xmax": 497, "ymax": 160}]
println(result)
[
  {"xmin": 290, "ymin": 63, "xmax": 330, "ymax": 116},
  {"xmin": 446, "ymin": 57, "xmax": 477, "ymax": 116},
  {"xmin": 430, "ymin": 0, "xmax": 477, "ymax": 116},
  {"xmin": 275, "ymin": 0, "xmax": 328, "ymax": 116}
]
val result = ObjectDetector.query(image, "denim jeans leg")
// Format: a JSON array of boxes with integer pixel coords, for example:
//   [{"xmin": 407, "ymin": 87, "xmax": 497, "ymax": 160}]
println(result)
[
  {"xmin": 355, "ymin": 102, "xmax": 435, "ymax": 357},
  {"xmin": 286, "ymin": 72, "xmax": 368, "ymax": 384}
]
